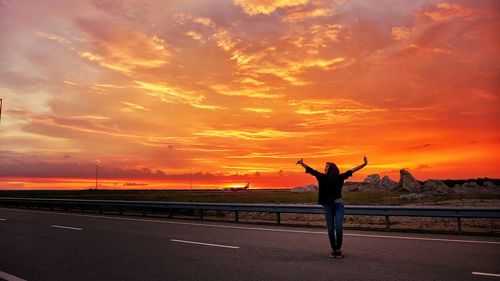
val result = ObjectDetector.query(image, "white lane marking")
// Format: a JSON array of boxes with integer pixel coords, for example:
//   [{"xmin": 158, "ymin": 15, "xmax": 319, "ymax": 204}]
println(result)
[
  {"xmin": 473, "ymin": 272, "xmax": 500, "ymax": 278},
  {"xmin": 171, "ymin": 239, "xmax": 239, "ymax": 249},
  {"xmin": 345, "ymin": 233, "xmax": 500, "ymax": 245},
  {"xmin": 51, "ymin": 225, "xmax": 82, "ymax": 231},
  {"xmin": 0, "ymin": 270, "xmax": 27, "ymax": 281},
  {"xmin": 0, "ymin": 218, "xmax": 6, "ymax": 221},
  {"xmin": 2, "ymin": 208, "xmax": 500, "ymax": 245}
]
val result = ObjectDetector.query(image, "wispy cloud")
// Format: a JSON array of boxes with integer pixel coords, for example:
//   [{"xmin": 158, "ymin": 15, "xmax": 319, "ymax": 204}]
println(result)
[
  {"xmin": 134, "ymin": 80, "xmax": 223, "ymax": 110},
  {"xmin": 194, "ymin": 128, "xmax": 305, "ymax": 141},
  {"xmin": 121, "ymin": 102, "xmax": 150, "ymax": 112},
  {"xmin": 243, "ymin": 107, "xmax": 273, "ymax": 113},
  {"xmin": 75, "ymin": 18, "xmax": 170, "ymax": 74},
  {"xmin": 1, "ymin": 0, "xmax": 499, "ymax": 187},
  {"xmin": 233, "ymin": 0, "xmax": 308, "ymax": 16},
  {"xmin": 284, "ymin": 7, "xmax": 334, "ymax": 22},
  {"xmin": 421, "ymin": 3, "xmax": 475, "ymax": 22}
]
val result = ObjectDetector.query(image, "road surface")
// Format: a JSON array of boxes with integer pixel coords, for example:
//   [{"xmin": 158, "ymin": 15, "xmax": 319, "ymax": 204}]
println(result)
[{"xmin": 0, "ymin": 207, "xmax": 499, "ymax": 281}]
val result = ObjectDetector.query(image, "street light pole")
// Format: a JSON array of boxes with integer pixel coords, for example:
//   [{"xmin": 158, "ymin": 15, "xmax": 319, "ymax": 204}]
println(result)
[
  {"xmin": 95, "ymin": 160, "xmax": 100, "ymax": 190},
  {"xmin": 0, "ymin": 98, "xmax": 3, "ymax": 125}
]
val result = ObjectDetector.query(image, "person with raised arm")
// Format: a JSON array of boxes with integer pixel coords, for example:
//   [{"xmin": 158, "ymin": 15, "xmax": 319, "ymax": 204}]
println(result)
[{"xmin": 297, "ymin": 156, "xmax": 368, "ymax": 258}]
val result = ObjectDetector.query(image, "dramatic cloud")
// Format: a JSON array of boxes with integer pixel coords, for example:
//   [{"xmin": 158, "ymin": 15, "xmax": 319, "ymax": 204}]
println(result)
[
  {"xmin": 233, "ymin": 0, "xmax": 308, "ymax": 15},
  {"xmin": 0, "ymin": 0, "xmax": 499, "ymax": 189}
]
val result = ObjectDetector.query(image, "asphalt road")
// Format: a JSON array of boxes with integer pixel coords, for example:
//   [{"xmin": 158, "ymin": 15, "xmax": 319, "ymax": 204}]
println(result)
[{"xmin": 0, "ymin": 207, "xmax": 499, "ymax": 281}]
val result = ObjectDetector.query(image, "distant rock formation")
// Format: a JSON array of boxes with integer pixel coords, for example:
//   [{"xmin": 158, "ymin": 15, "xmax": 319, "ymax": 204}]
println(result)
[
  {"xmin": 380, "ymin": 176, "xmax": 399, "ymax": 190},
  {"xmin": 484, "ymin": 181, "xmax": 496, "ymax": 188},
  {"xmin": 364, "ymin": 174, "xmax": 380, "ymax": 185},
  {"xmin": 299, "ymin": 169, "xmax": 497, "ymax": 196},
  {"xmin": 453, "ymin": 181, "xmax": 480, "ymax": 194},
  {"xmin": 399, "ymin": 169, "xmax": 421, "ymax": 192},
  {"xmin": 423, "ymin": 180, "xmax": 451, "ymax": 195},
  {"xmin": 291, "ymin": 184, "xmax": 318, "ymax": 192},
  {"xmin": 363, "ymin": 174, "xmax": 398, "ymax": 190},
  {"xmin": 461, "ymin": 181, "xmax": 480, "ymax": 189}
]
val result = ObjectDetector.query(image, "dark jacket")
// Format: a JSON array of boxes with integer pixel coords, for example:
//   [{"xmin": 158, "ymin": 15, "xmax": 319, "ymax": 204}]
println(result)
[{"xmin": 305, "ymin": 166, "xmax": 353, "ymax": 205}]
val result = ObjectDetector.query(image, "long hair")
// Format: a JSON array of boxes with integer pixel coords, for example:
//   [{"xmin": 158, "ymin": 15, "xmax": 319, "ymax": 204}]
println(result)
[{"xmin": 325, "ymin": 162, "xmax": 340, "ymax": 177}]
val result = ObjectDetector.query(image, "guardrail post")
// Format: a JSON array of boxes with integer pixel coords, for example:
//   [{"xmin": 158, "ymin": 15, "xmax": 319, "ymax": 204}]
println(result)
[
  {"xmin": 199, "ymin": 210, "xmax": 204, "ymax": 220},
  {"xmin": 385, "ymin": 216, "xmax": 390, "ymax": 231},
  {"xmin": 169, "ymin": 209, "xmax": 174, "ymax": 218},
  {"xmin": 142, "ymin": 208, "xmax": 146, "ymax": 216},
  {"xmin": 276, "ymin": 212, "xmax": 281, "ymax": 224},
  {"xmin": 235, "ymin": 211, "xmax": 239, "ymax": 223},
  {"xmin": 457, "ymin": 217, "xmax": 462, "ymax": 235}
]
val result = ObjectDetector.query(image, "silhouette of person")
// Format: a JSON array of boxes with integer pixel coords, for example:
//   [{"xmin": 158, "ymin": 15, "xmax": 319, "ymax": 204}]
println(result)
[{"xmin": 297, "ymin": 156, "xmax": 367, "ymax": 258}]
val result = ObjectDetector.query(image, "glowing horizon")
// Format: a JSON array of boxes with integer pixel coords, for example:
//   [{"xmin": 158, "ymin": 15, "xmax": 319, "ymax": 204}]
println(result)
[{"xmin": 0, "ymin": 0, "xmax": 499, "ymax": 190}]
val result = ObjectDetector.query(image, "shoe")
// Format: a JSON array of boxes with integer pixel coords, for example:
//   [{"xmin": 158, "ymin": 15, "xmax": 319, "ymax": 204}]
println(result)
[
  {"xmin": 328, "ymin": 251, "xmax": 335, "ymax": 258},
  {"xmin": 334, "ymin": 250, "xmax": 344, "ymax": 259}
]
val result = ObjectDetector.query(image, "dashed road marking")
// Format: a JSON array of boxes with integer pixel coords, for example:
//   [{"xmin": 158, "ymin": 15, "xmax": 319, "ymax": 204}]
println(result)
[
  {"xmin": 345, "ymin": 233, "xmax": 500, "ymax": 245},
  {"xmin": 0, "ymin": 270, "xmax": 27, "ymax": 281},
  {"xmin": 171, "ymin": 239, "xmax": 239, "ymax": 249},
  {"xmin": 51, "ymin": 225, "xmax": 82, "ymax": 231},
  {"xmin": 0, "ymin": 218, "xmax": 6, "ymax": 221},
  {"xmin": 472, "ymin": 272, "xmax": 500, "ymax": 278}
]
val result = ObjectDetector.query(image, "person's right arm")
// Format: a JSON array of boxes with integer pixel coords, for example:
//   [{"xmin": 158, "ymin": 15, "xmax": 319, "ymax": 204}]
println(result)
[
  {"xmin": 296, "ymin": 158, "xmax": 308, "ymax": 169},
  {"xmin": 296, "ymin": 158, "xmax": 321, "ymax": 177},
  {"xmin": 351, "ymin": 156, "xmax": 368, "ymax": 173}
]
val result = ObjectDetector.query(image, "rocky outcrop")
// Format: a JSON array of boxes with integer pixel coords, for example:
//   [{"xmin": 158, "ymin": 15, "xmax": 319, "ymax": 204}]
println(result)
[
  {"xmin": 299, "ymin": 170, "xmax": 496, "ymax": 197},
  {"xmin": 484, "ymin": 181, "xmax": 497, "ymax": 188},
  {"xmin": 423, "ymin": 180, "xmax": 451, "ymax": 195},
  {"xmin": 362, "ymin": 174, "xmax": 398, "ymax": 190},
  {"xmin": 452, "ymin": 181, "xmax": 500, "ymax": 195},
  {"xmin": 453, "ymin": 181, "xmax": 480, "ymax": 194},
  {"xmin": 364, "ymin": 174, "xmax": 381, "ymax": 185},
  {"xmin": 291, "ymin": 184, "xmax": 318, "ymax": 192},
  {"xmin": 462, "ymin": 182, "xmax": 480, "ymax": 189},
  {"xmin": 399, "ymin": 170, "xmax": 421, "ymax": 192},
  {"xmin": 380, "ymin": 176, "xmax": 399, "ymax": 190},
  {"xmin": 398, "ymin": 171, "xmax": 452, "ymax": 195}
]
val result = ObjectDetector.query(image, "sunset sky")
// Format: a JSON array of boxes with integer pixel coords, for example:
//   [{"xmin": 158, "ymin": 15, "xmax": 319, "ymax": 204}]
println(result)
[{"xmin": 0, "ymin": 0, "xmax": 499, "ymax": 189}]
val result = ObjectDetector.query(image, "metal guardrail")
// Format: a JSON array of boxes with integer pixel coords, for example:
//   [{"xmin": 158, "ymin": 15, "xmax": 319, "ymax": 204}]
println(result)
[{"xmin": 1, "ymin": 197, "xmax": 499, "ymax": 234}]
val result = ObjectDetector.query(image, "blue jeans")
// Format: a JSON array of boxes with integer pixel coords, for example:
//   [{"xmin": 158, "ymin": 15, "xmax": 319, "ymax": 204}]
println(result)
[{"xmin": 323, "ymin": 203, "xmax": 344, "ymax": 251}]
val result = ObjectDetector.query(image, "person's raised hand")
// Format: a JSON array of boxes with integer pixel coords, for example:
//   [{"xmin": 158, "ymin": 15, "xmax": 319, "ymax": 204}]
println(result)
[
  {"xmin": 363, "ymin": 156, "xmax": 368, "ymax": 165},
  {"xmin": 296, "ymin": 158, "xmax": 304, "ymax": 165}
]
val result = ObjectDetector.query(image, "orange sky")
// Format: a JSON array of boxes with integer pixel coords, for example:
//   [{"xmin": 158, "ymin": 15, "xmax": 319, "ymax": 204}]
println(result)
[{"xmin": 0, "ymin": 0, "xmax": 499, "ymax": 189}]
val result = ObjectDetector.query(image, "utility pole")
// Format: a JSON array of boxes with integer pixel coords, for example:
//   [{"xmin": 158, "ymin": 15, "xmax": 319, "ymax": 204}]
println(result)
[
  {"xmin": 0, "ymin": 98, "xmax": 3, "ymax": 124},
  {"xmin": 190, "ymin": 167, "xmax": 193, "ymax": 190},
  {"xmin": 95, "ymin": 160, "xmax": 100, "ymax": 190}
]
